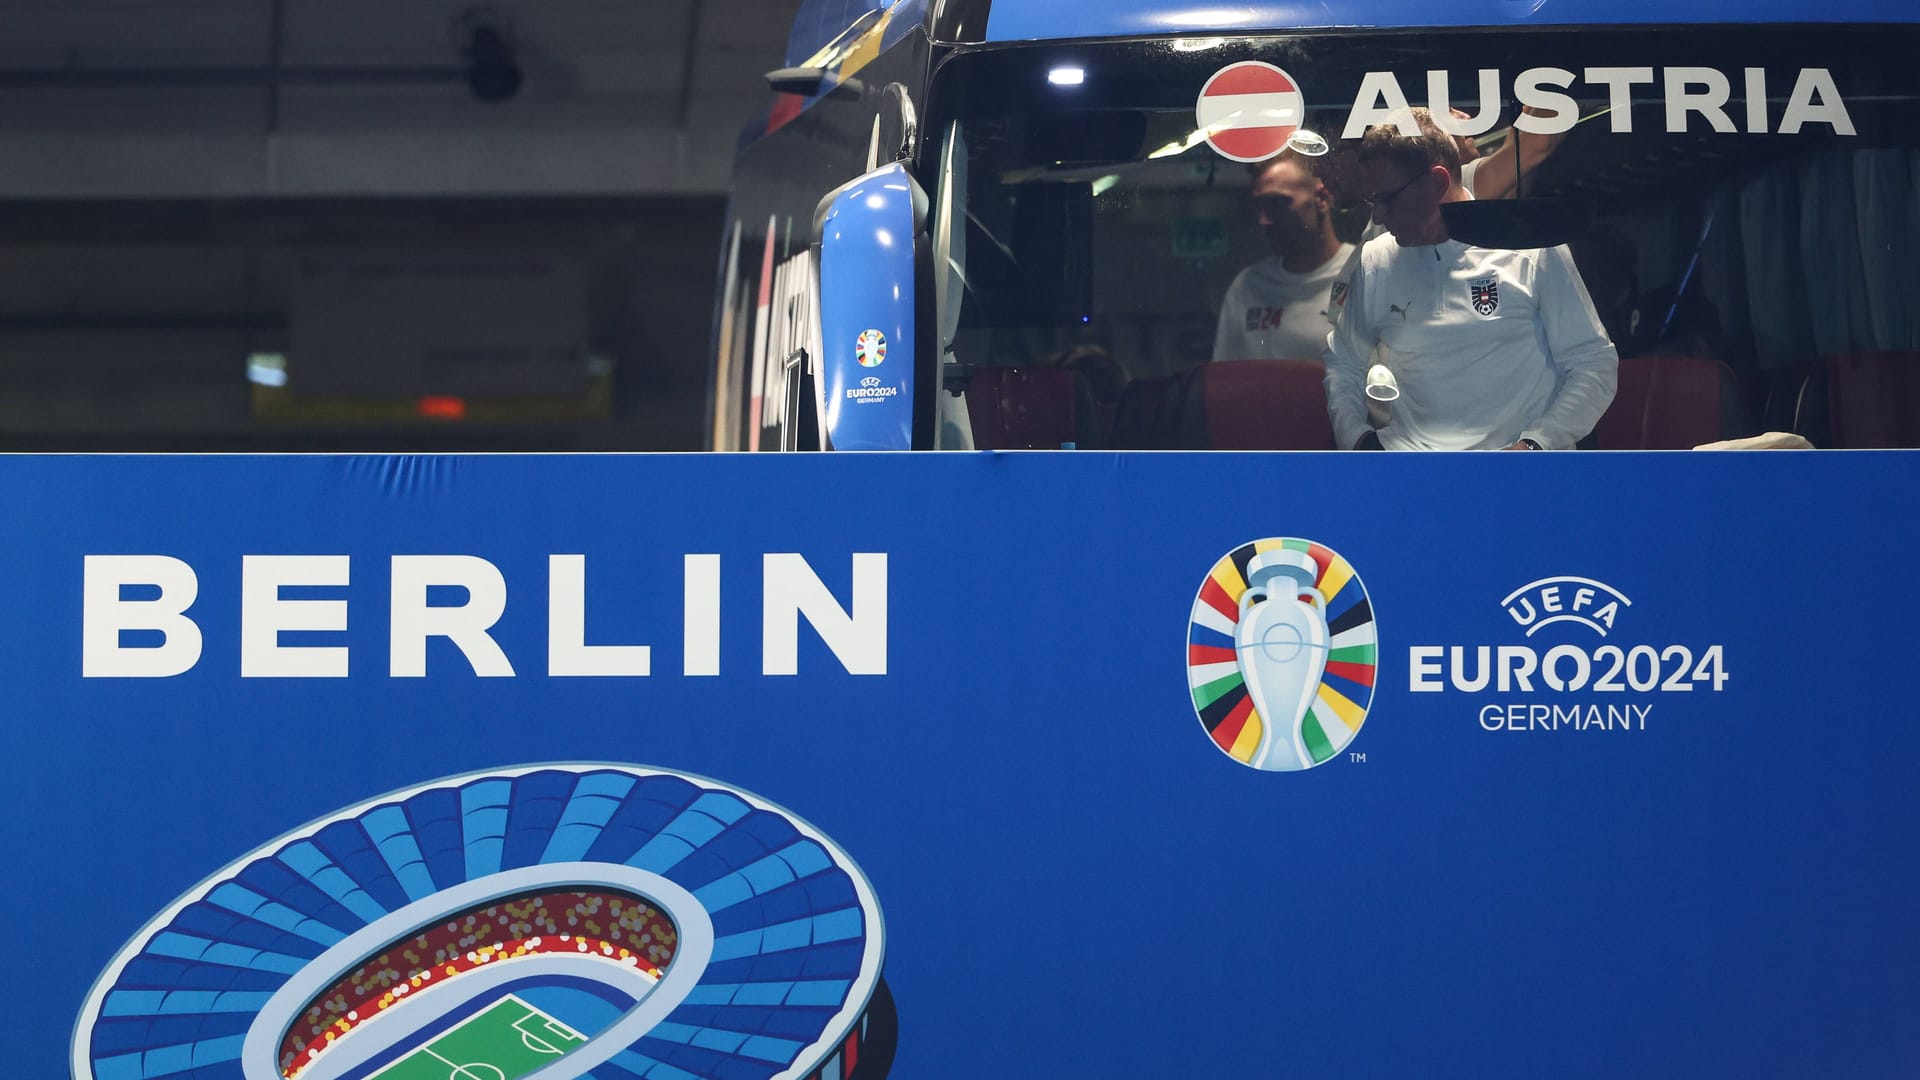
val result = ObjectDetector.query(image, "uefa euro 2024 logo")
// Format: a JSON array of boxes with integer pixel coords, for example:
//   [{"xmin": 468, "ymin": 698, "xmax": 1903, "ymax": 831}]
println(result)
[{"xmin": 1187, "ymin": 539, "xmax": 1376, "ymax": 771}]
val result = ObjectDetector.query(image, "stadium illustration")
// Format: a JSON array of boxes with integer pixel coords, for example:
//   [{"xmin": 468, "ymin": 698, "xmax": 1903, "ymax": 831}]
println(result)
[{"xmin": 73, "ymin": 764, "xmax": 892, "ymax": 1080}]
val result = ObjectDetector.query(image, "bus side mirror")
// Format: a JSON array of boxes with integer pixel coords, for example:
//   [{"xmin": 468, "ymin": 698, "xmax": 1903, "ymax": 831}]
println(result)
[{"xmin": 812, "ymin": 161, "xmax": 929, "ymax": 451}]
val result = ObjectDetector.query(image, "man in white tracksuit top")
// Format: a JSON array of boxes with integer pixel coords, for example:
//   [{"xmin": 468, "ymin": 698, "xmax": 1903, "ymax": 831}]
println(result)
[{"xmin": 1324, "ymin": 108, "xmax": 1616, "ymax": 451}]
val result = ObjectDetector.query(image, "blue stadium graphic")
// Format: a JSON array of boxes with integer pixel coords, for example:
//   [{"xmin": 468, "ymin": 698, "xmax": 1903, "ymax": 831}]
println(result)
[{"xmin": 74, "ymin": 764, "xmax": 891, "ymax": 1080}]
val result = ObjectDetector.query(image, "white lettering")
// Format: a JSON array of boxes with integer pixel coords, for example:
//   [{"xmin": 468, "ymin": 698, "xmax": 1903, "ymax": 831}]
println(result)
[
  {"xmin": 1744, "ymin": 68, "xmax": 1768, "ymax": 134},
  {"xmin": 1592, "ymin": 601, "xmax": 1620, "ymax": 630},
  {"xmin": 1428, "ymin": 70, "xmax": 1501, "ymax": 136},
  {"xmin": 390, "ymin": 555, "xmax": 515, "ymax": 677},
  {"xmin": 1780, "ymin": 67, "xmax": 1856, "ymax": 135},
  {"xmin": 1347, "ymin": 66, "xmax": 1854, "ymax": 140},
  {"xmin": 241, "ymin": 555, "xmax": 348, "ymax": 678},
  {"xmin": 1514, "ymin": 67, "xmax": 1578, "ymax": 134},
  {"xmin": 684, "ymin": 554, "xmax": 721, "ymax": 676},
  {"xmin": 1584, "ymin": 67, "xmax": 1653, "ymax": 132},
  {"xmin": 1344, "ymin": 71, "xmax": 1418, "ymax": 138},
  {"xmin": 1451, "ymin": 645, "xmax": 1492, "ymax": 693},
  {"xmin": 82, "ymin": 555, "xmax": 203, "ymax": 677},
  {"xmin": 1542, "ymin": 586, "xmax": 1563, "ymax": 613},
  {"xmin": 1541, "ymin": 643, "xmax": 1591, "ymax": 692},
  {"xmin": 547, "ymin": 555, "xmax": 649, "ymax": 677},
  {"xmin": 1665, "ymin": 67, "xmax": 1737, "ymax": 133},
  {"xmin": 1497, "ymin": 644, "xmax": 1538, "ymax": 692},
  {"xmin": 1506, "ymin": 597, "xmax": 1536, "ymax": 627},
  {"xmin": 1410, "ymin": 645, "xmax": 1444, "ymax": 691},
  {"xmin": 762, "ymin": 553, "xmax": 888, "ymax": 675}
]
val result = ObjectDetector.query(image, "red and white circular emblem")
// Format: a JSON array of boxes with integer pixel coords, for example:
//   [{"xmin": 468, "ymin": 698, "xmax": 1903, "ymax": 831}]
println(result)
[{"xmin": 1196, "ymin": 61, "xmax": 1305, "ymax": 163}]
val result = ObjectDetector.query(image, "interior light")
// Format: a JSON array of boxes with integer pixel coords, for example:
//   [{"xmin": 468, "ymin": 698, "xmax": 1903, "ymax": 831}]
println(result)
[
  {"xmin": 1091, "ymin": 174, "xmax": 1120, "ymax": 197},
  {"xmin": 247, "ymin": 352, "xmax": 288, "ymax": 387},
  {"xmin": 1048, "ymin": 66, "xmax": 1086, "ymax": 86}
]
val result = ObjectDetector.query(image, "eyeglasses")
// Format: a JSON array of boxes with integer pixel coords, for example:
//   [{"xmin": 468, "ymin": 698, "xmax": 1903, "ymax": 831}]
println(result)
[{"xmin": 1362, "ymin": 172, "xmax": 1424, "ymax": 208}]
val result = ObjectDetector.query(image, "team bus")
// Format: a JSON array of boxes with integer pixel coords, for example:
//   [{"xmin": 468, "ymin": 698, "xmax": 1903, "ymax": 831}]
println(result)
[{"xmin": 708, "ymin": 0, "xmax": 1917, "ymax": 453}]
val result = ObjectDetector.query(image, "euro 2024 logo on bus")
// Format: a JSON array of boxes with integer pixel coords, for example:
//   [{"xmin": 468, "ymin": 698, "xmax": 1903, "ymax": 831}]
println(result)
[
  {"xmin": 1408, "ymin": 576, "xmax": 1731, "ymax": 732},
  {"xmin": 1186, "ymin": 539, "xmax": 1376, "ymax": 771}
]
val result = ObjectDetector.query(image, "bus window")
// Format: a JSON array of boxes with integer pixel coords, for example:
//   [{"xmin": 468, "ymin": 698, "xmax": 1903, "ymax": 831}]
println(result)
[{"xmin": 924, "ymin": 26, "xmax": 1919, "ymax": 449}]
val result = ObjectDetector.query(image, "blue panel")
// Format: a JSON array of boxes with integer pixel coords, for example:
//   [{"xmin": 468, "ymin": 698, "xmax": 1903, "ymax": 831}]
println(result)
[
  {"xmin": 102, "ymin": 992, "xmax": 168, "ymax": 1018},
  {"xmin": 796, "ymin": 942, "xmax": 868, "ymax": 978},
  {"xmin": 773, "ymin": 840, "xmax": 832, "ymax": 880},
  {"xmin": 235, "ymin": 857, "xmax": 362, "ymax": 928},
  {"xmin": 739, "ymin": 1035, "xmax": 805, "ymax": 1064},
  {"xmin": 693, "ymin": 872, "xmax": 756, "ymax": 913},
  {"xmin": 93, "ymin": 1054, "xmax": 143, "ymax": 1080},
  {"xmin": 711, "ymin": 1054, "xmax": 781, "ymax": 1080},
  {"xmin": 626, "ymin": 834, "xmax": 695, "ymax": 874},
  {"xmin": 115, "ymin": 958, "xmax": 283, "ymax": 994},
  {"xmin": 784, "ymin": 980, "xmax": 853, "ymax": 1007},
  {"xmin": 170, "ymin": 905, "xmax": 323, "ymax": 959},
  {"xmin": 757, "ymin": 1008, "xmax": 836, "ymax": 1041},
  {"xmin": 400, "ymin": 787, "xmax": 467, "ymax": 890},
  {"xmin": 188, "ymin": 1033, "xmax": 246, "ymax": 1064},
  {"xmin": 582, "ymin": 777, "xmax": 701, "ymax": 864},
  {"xmin": 542, "ymin": 776, "xmax": 634, "ymax": 861},
  {"xmin": 816, "ymin": 163, "xmax": 920, "ymax": 451},
  {"xmin": 203, "ymin": 885, "xmax": 345, "ymax": 948},
  {"xmin": 35, "ymin": 451, "xmax": 1920, "ymax": 1080},
  {"xmin": 753, "ymin": 917, "xmax": 811, "ymax": 954},
  {"xmin": 311, "ymin": 821, "xmax": 409, "ymax": 914},
  {"xmin": 981, "ymin": 0, "xmax": 1919, "ymax": 40},
  {"xmin": 361, "ymin": 805, "xmax": 437, "ymax": 902},
  {"xmin": 140, "ymin": 1044, "xmax": 193, "ymax": 1076},
  {"xmin": 731, "ymin": 982, "xmax": 792, "ymax": 1007},
  {"xmin": 690, "ymin": 1026, "xmax": 750, "ymax": 1053},
  {"xmin": 459, "ymin": 777, "xmax": 513, "ymax": 879},
  {"xmin": 499, "ymin": 770, "xmax": 579, "ymax": 869},
  {"xmin": 90, "ymin": 1020, "xmax": 161, "ymax": 1055},
  {"xmin": 685, "ymin": 984, "xmax": 739, "ymax": 1006},
  {"xmin": 267, "ymin": 847, "xmax": 381, "ymax": 929},
  {"xmin": 689, "ymin": 793, "xmax": 751, "ymax": 825}
]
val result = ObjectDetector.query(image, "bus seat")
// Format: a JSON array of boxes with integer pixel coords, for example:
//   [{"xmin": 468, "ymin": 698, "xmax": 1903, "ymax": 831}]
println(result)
[
  {"xmin": 1108, "ymin": 373, "xmax": 1188, "ymax": 449},
  {"xmin": 1817, "ymin": 351, "xmax": 1920, "ymax": 448},
  {"xmin": 1174, "ymin": 359, "xmax": 1334, "ymax": 450},
  {"xmin": 1592, "ymin": 353, "xmax": 1750, "ymax": 449},
  {"xmin": 964, "ymin": 366, "xmax": 1102, "ymax": 449}
]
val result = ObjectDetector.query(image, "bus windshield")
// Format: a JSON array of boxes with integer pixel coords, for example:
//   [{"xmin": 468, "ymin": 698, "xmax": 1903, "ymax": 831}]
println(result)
[{"xmin": 928, "ymin": 25, "xmax": 1920, "ymax": 450}]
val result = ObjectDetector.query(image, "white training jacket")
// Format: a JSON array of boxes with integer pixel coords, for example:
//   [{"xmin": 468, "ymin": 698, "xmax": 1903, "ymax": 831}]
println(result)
[{"xmin": 1324, "ymin": 235, "xmax": 1619, "ymax": 450}]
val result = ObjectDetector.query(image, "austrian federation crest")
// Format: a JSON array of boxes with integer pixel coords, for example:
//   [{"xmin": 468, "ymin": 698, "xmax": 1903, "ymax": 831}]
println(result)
[{"xmin": 1469, "ymin": 275, "xmax": 1500, "ymax": 317}]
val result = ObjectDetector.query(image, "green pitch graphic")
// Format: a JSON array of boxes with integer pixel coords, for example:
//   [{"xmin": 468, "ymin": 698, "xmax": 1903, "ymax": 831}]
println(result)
[{"xmin": 368, "ymin": 994, "xmax": 587, "ymax": 1080}]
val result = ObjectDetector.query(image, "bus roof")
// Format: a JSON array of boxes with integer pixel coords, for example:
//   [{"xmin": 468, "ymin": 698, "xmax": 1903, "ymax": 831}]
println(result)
[{"xmin": 980, "ymin": 0, "xmax": 1917, "ymax": 42}]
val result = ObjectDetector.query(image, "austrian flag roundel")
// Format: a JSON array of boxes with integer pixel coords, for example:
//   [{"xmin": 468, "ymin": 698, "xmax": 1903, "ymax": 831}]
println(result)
[{"xmin": 1197, "ymin": 61, "xmax": 1305, "ymax": 163}]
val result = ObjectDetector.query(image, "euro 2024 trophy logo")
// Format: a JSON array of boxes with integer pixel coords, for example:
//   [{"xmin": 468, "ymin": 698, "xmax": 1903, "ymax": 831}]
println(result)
[{"xmin": 1187, "ymin": 539, "xmax": 1376, "ymax": 771}]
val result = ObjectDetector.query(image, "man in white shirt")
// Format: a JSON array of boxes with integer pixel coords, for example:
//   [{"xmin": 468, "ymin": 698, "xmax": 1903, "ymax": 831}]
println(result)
[
  {"xmin": 1213, "ymin": 149, "xmax": 1358, "ymax": 363},
  {"xmin": 1324, "ymin": 108, "xmax": 1616, "ymax": 450}
]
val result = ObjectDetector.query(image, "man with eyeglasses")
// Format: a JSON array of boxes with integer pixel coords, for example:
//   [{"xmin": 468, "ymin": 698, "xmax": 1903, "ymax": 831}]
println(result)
[
  {"xmin": 1323, "ymin": 108, "xmax": 1616, "ymax": 450},
  {"xmin": 1212, "ymin": 148, "xmax": 1359, "ymax": 364}
]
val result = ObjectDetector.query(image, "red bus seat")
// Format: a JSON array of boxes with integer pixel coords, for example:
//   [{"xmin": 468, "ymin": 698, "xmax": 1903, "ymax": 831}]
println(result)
[
  {"xmin": 964, "ymin": 366, "xmax": 1101, "ymax": 449},
  {"xmin": 1175, "ymin": 359, "xmax": 1334, "ymax": 450},
  {"xmin": 1818, "ymin": 351, "xmax": 1920, "ymax": 448},
  {"xmin": 1592, "ymin": 353, "xmax": 1750, "ymax": 449}
]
